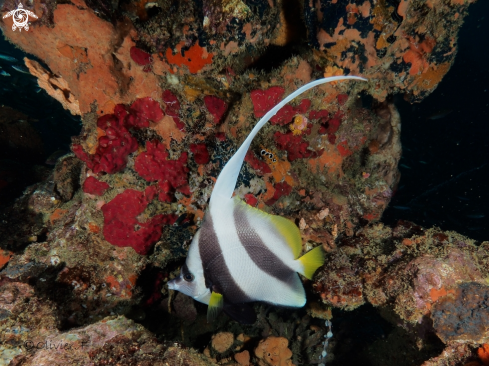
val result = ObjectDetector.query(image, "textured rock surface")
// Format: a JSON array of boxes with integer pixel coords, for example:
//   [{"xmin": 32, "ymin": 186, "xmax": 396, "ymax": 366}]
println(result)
[
  {"xmin": 3, "ymin": 315, "xmax": 214, "ymax": 366},
  {"xmin": 314, "ymin": 221, "xmax": 489, "ymax": 324},
  {"xmin": 432, "ymin": 282, "xmax": 489, "ymax": 344},
  {"xmin": 255, "ymin": 336, "xmax": 294, "ymax": 366},
  {"xmin": 305, "ymin": 0, "xmax": 477, "ymax": 102}
]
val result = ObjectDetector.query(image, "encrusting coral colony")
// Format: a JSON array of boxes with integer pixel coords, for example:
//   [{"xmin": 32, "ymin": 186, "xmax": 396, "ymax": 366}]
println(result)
[{"xmin": 0, "ymin": 0, "xmax": 486, "ymax": 365}]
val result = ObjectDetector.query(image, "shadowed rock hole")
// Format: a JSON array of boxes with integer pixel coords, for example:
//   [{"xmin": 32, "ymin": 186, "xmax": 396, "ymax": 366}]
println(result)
[{"xmin": 245, "ymin": 0, "xmax": 306, "ymax": 73}]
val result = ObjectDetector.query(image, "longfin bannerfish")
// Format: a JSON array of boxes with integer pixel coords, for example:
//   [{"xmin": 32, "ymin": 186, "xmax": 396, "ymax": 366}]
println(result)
[{"xmin": 167, "ymin": 76, "xmax": 367, "ymax": 324}]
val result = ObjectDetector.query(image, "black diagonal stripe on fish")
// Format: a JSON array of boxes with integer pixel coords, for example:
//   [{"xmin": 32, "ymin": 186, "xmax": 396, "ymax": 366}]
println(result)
[
  {"xmin": 199, "ymin": 212, "xmax": 252, "ymax": 304},
  {"xmin": 233, "ymin": 199, "xmax": 297, "ymax": 283}
]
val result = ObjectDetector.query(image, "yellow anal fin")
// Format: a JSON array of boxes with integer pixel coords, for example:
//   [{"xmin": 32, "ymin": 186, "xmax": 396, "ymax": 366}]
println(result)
[
  {"xmin": 297, "ymin": 246, "xmax": 325, "ymax": 279},
  {"xmin": 207, "ymin": 291, "xmax": 224, "ymax": 323}
]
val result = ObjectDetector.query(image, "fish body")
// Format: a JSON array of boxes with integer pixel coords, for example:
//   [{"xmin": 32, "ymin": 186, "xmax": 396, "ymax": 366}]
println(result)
[
  {"xmin": 168, "ymin": 76, "xmax": 367, "ymax": 323},
  {"xmin": 427, "ymin": 109, "xmax": 452, "ymax": 120},
  {"xmin": 0, "ymin": 54, "xmax": 17, "ymax": 62},
  {"xmin": 467, "ymin": 214, "xmax": 485, "ymax": 219},
  {"xmin": 393, "ymin": 205, "xmax": 411, "ymax": 210},
  {"xmin": 11, "ymin": 65, "xmax": 31, "ymax": 74},
  {"xmin": 0, "ymin": 70, "xmax": 10, "ymax": 77},
  {"xmin": 187, "ymin": 197, "xmax": 315, "ymax": 306}
]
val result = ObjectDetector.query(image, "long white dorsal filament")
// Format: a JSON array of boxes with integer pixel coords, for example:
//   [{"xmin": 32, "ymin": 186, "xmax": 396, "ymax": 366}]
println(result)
[{"xmin": 209, "ymin": 76, "xmax": 368, "ymax": 205}]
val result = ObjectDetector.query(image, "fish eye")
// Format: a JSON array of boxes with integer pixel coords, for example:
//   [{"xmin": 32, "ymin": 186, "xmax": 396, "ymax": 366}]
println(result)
[{"xmin": 181, "ymin": 263, "xmax": 194, "ymax": 282}]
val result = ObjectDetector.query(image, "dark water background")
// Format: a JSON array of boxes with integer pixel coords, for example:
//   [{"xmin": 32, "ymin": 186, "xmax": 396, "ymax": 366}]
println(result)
[
  {"xmin": 0, "ymin": 38, "xmax": 81, "ymax": 154},
  {"xmin": 382, "ymin": 0, "xmax": 489, "ymax": 242}
]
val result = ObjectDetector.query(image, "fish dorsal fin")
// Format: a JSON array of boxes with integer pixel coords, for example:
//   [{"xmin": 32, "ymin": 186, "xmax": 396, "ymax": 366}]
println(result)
[
  {"xmin": 207, "ymin": 291, "xmax": 224, "ymax": 323},
  {"xmin": 209, "ymin": 76, "xmax": 367, "ymax": 206},
  {"xmin": 267, "ymin": 213, "xmax": 302, "ymax": 259},
  {"xmin": 235, "ymin": 198, "xmax": 302, "ymax": 258}
]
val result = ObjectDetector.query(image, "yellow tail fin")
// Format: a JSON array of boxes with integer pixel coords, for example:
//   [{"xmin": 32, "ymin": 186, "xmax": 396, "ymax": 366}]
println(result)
[{"xmin": 297, "ymin": 246, "xmax": 325, "ymax": 279}]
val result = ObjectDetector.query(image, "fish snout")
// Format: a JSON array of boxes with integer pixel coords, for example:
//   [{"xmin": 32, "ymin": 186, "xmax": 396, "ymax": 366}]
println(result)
[{"xmin": 167, "ymin": 277, "xmax": 179, "ymax": 290}]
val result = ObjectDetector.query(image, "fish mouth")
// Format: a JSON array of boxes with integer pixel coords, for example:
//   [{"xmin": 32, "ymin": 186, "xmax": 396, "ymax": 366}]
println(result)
[{"xmin": 167, "ymin": 279, "xmax": 177, "ymax": 290}]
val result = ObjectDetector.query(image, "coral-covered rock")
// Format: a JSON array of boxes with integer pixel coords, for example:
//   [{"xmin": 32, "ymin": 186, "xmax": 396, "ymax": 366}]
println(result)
[
  {"xmin": 244, "ymin": 194, "xmax": 258, "ymax": 207},
  {"xmin": 126, "ymin": 97, "xmax": 163, "ymax": 128},
  {"xmin": 73, "ymin": 109, "xmax": 139, "ymax": 174},
  {"xmin": 255, "ymin": 336, "xmax": 295, "ymax": 366},
  {"xmin": 135, "ymin": 140, "xmax": 190, "ymax": 198},
  {"xmin": 25, "ymin": 59, "xmax": 81, "ymax": 115},
  {"xmin": 305, "ymin": 0, "xmax": 475, "ymax": 101},
  {"xmin": 0, "ymin": 281, "xmax": 59, "ymax": 364},
  {"xmin": 265, "ymin": 181, "xmax": 292, "ymax": 206},
  {"xmin": 432, "ymin": 282, "xmax": 489, "ymax": 344},
  {"xmin": 204, "ymin": 95, "xmax": 228, "ymax": 125},
  {"xmin": 251, "ymin": 86, "xmax": 285, "ymax": 118},
  {"xmin": 161, "ymin": 90, "xmax": 184, "ymax": 130},
  {"xmin": 1, "ymin": 1, "xmax": 165, "ymax": 115},
  {"xmin": 313, "ymin": 250, "xmax": 365, "ymax": 310},
  {"xmin": 211, "ymin": 332, "xmax": 234, "ymax": 354},
  {"xmin": 101, "ymin": 186, "xmax": 177, "ymax": 255},
  {"xmin": 250, "ymin": 87, "xmax": 311, "ymax": 126},
  {"xmin": 420, "ymin": 343, "xmax": 477, "ymax": 366},
  {"xmin": 82, "ymin": 176, "xmax": 110, "ymax": 196},
  {"xmin": 234, "ymin": 350, "xmax": 250, "ymax": 366},
  {"xmin": 190, "ymin": 143, "xmax": 211, "ymax": 165},
  {"xmin": 7, "ymin": 315, "xmax": 211, "ymax": 365},
  {"xmin": 245, "ymin": 151, "xmax": 272, "ymax": 175},
  {"xmin": 130, "ymin": 46, "xmax": 152, "ymax": 72},
  {"xmin": 273, "ymin": 131, "xmax": 322, "ymax": 161},
  {"xmin": 53, "ymin": 155, "xmax": 82, "ymax": 202},
  {"xmin": 166, "ymin": 42, "xmax": 214, "ymax": 74},
  {"xmin": 313, "ymin": 221, "xmax": 489, "ymax": 333}
]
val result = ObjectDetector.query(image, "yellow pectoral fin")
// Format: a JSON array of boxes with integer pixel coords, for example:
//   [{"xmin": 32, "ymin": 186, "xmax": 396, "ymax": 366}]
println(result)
[
  {"xmin": 207, "ymin": 291, "xmax": 224, "ymax": 323},
  {"xmin": 297, "ymin": 245, "xmax": 325, "ymax": 279}
]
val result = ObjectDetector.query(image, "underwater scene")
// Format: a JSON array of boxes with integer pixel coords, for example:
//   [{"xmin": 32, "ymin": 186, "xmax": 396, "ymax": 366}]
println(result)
[{"xmin": 0, "ymin": 0, "xmax": 488, "ymax": 365}]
